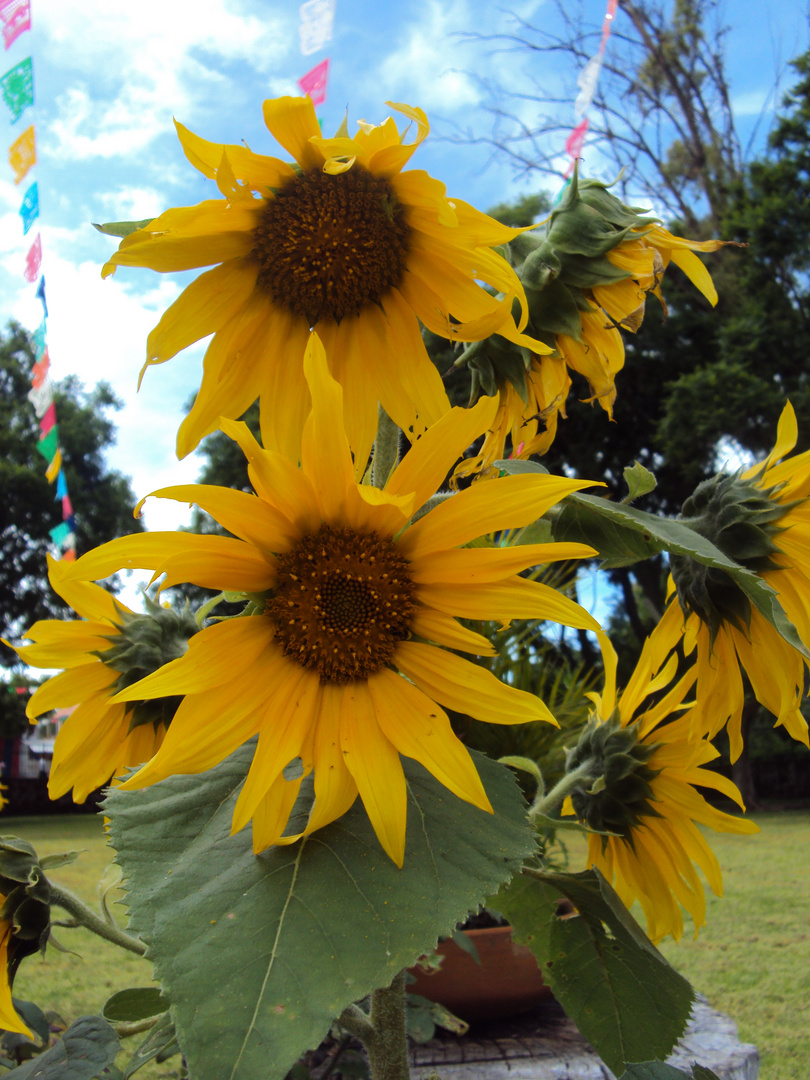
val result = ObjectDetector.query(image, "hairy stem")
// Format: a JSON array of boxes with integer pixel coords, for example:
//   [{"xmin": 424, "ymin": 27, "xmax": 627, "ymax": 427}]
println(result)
[
  {"xmin": 49, "ymin": 884, "xmax": 147, "ymax": 956},
  {"xmin": 366, "ymin": 971, "xmax": 410, "ymax": 1080}
]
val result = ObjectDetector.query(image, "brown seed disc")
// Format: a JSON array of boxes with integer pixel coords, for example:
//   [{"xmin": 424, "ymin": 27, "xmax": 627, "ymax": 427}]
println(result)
[
  {"xmin": 267, "ymin": 524, "xmax": 417, "ymax": 684},
  {"xmin": 251, "ymin": 165, "xmax": 411, "ymax": 325}
]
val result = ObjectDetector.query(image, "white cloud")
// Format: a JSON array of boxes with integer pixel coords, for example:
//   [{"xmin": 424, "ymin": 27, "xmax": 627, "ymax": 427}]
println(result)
[
  {"xmin": 375, "ymin": 0, "xmax": 482, "ymax": 110},
  {"xmin": 38, "ymin": 0, "xmax": 295, "ymax": 163}
]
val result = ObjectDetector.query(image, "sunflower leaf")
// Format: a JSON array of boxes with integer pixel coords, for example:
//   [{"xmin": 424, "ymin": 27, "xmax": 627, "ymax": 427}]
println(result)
[
  {"xmin": 493, "ymin": 867, "xmax": 694, "ymax": 1077},
  {"xmin": 105, "ymin": 745, "xmax": 534, "ymax": 1080},
  {"xmin": 8, "ymin": 1015, "xmax": 121, "ymax": 1080},
  {"xmin": 497, "ymin": 460, "xmax": 809, "ymax": 658}
]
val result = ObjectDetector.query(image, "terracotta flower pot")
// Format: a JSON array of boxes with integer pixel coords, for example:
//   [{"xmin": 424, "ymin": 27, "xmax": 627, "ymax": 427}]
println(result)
[{"xmin": 407, "ymin": 925, "xmax": 553, "ymax": 1023}]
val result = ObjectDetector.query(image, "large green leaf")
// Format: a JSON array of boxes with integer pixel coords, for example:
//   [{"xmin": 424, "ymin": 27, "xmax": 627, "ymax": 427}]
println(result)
[
  {"xmin": 495, "ymin": 459, "xmax": 810, "ymax": 658},
  {"xmin": 8, "ymin": 1016, "xmax": 120, "ymax": 1080},
  {"xmin": 105, "ymin": 745, "xmax": 534, "ymax": 1080},
  {"xmin": 494, "ymin": 868, "xmax": 694, "ymax": 1077}
]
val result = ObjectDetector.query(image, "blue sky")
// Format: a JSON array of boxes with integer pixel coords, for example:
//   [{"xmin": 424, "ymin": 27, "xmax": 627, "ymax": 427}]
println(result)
[{"xmin": 1, "ymin": 0, "xmax": 808, "ymax": 548}]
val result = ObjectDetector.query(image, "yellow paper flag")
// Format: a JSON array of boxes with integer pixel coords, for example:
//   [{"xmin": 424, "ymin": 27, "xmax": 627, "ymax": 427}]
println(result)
[{"xmin": 9, "ymin": 124, "xmax": 36, "ymax": 185}]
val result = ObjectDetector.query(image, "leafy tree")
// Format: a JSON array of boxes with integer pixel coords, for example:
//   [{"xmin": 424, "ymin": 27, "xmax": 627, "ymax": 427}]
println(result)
[{"xmin": 0, "ymin": 322, "xmax": 143, "ymax": 689}]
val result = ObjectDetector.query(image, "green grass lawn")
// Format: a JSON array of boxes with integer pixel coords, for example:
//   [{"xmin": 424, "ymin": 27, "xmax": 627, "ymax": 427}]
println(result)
[{"xmin": 4, "ymin": 810, "xmax": 809, "ymax": 1080}]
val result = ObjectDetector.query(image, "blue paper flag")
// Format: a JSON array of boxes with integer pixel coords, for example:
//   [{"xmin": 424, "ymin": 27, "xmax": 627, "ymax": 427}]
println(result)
[
  {"xmin": 32, "ymin": 319, "xmax": 46, "ymax": 359},
  {"xmin": 55, "ymin": 469, "xmax": 68, "ymax": 499},
  {"xmin": 35, "ymin": 275, "xmax": 47, "ymax": 317},
  {"xmin": 19, "ymin": 181, "xmax": 37, "ymax": 234}
]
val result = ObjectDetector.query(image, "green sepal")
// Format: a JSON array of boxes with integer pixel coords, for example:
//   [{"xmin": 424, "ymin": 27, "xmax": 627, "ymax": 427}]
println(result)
[
  {"xmin": 493, "ymin": 868, "xmax": 694, "ymax": 1078},
  {"xmin": 105, "ymin": 744, "xmax": 535, "ymax": 1080},
  {"xmin": 92, "ymin": 219, "xmax": 154, "ymax": 238},
  {"xmin": 0, "ymin": 838, "xmax": 51, "ymax": 976},
  {"xmin": 523, "ymin": 277, "xmax": 586, "ymax": 339}
]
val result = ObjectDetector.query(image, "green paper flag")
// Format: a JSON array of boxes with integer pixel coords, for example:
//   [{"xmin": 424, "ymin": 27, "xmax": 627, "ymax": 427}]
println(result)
[{"xmin": 35, "ymin": 425, "xmax": 58, "ymax": 462}]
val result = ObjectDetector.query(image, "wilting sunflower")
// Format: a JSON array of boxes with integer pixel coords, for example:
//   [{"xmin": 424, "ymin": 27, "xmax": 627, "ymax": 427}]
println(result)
[
  {"xmin": 64, "ymin": 335, "xmax": 600, "ymax": 866},
  {"xmin": 564, "ymin": 632, "xmax": 758, "ymax": 943},
  {"xmin": 455, "ymin": 176, "xmax": 730, "ymax": 477},
  {"xmin": 6, "ymin": 557, "xmax": 198, "ymax": 802},
  {"xmin": 655, "ymin": 401, "xmax": 810, "ymax": 760},
  {"xmin": 101, "ymin": 95, "xmax": 538, "ymax": 469}
]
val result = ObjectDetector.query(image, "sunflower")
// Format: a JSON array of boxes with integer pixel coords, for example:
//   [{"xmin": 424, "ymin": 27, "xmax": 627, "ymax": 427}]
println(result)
[
  {"xmin": 102, "ymin": 95, "xmax": 538, "ymax": 470},
  {"xmin": 5, "ymin": 557, "xmax": 198, "ymax": 802},
  {"xmin": 454, "ymin": 218, "xmax": 728, "ymax": 481},
  {"xmin": 654, "ymin": 401, "xmax": 810, "ymax": 760},
  {"xmin": 63, "ymin": 334, "xmax": 600, "ymax": 866},
  {"xmin": 564, "ymin": 632, "xmax": 758, "ymax": 943}
]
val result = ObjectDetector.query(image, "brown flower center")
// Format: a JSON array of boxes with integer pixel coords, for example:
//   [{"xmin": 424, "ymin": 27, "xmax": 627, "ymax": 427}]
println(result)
[
  {"xmin": 267, "ymin": 524, "xmax": 417, "ymax": 684},
  {"xmin": 251, "ymin": 164, "xmax": 411, "ymax": 326}
]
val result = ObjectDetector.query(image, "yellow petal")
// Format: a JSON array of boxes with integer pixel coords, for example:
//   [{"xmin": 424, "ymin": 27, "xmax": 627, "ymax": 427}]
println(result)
[
  {"xmin": 262, "ymin": 95, "xmax": 322, "ymax": 171},
  {"xmin": 145, "ymin": 258, "xmax": 259, "ymax": 365},
  {"xmin": 174, "ymin": 119, "xmax": 296, "ymax": 190},
  {"xmin": 400, "ymin": 474, "xmax": 598, "ymax": 560},
  {"xmin": 137, "ymin": 485, "xmax": 294, "ymax": 555},
  {"xmin": 418, "ymin": 575, "xmax": 600, "ymax": 631},
  {"xmin": 219, "ymin": 418, "xmax": 321, "ymax": 535},
  {"xmin": 46, "ymin": 555, "xmax": 129, "ymax": 624},
  {"xmin": 411, "ymin": 606, "xmax": 497, "ymax": 657},
  {"xmin": 339, "ymin": 681, "xmax": 407, "ymax": 866},
  {"xmin": 368, "ymin": 668, "xmax": 492, "ymax": 812},
  {"xmin": 386, "ymin": 394, "xmax": 499, "ymax": 513},
  {"xmin": 27, "ymin": 663, "xmax": 116, "ymax": 718},
  {"xmin": 411, "ymin": 542, "xmax": 596, "ymax": 585},
  {"xmin": 300, "ymin": 333, "xmax": 361, "ymax": 521},
  {"xmin": 395, "ymin": 640, "xmax": 556, "ymax": 726},
  {"xmin": 232, "ymin": 665, "xmax": 321, "ymax": 833},
  {"xmin": 111, "ymin": 616, "xmax": 273, "ymax": 701},
  {"xmin": 66, "ymin": 533, "xmax": 275, "ymax": 594}
]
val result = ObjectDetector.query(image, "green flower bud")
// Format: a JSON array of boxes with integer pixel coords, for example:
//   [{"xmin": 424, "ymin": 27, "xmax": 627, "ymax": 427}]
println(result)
[
  {"xmin": 565, "ymin": 712, "xmax": 661, "ymax": 844},
  {"xmin": 94, "ymin": 592, "xmax": 199, "ymax": 734},
  {"xmin": 670, "ymin": 471, "xmax": 789, "ymax": 640},
  {"xmin": 0, "ymin": 838, "xmax": 51, "ymax": 977}
]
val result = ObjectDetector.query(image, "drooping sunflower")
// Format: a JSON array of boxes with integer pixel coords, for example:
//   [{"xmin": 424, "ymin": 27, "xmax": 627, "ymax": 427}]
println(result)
[
  {"xmin": 564, "ymin": 632, "xmax": 758, "ymax": 944},
  {"xmin": 5, "ymin": 557, "xmax": 198, "ymax": 802},
  {"xmin": 654, "ymin": 401, "xmax": 810, "ymax": 760},
  {"xmin": 455, "ymin": 176, "xmax": 730, "ymax": 478},
  {"xmin": 102, "ymin": 95, "xmax": 539, "ymax": 470},
  {"xmin": 63, "ymin": 335, "xmax": 600, "ymax": 866}
]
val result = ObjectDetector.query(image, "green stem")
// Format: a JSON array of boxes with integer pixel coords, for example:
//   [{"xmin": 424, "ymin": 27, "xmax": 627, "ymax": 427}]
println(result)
[
  {"xmin": 366, "ymin": 971, "xmax": 410, "ymax": 1080},
  {"xmin": 371, "ymin": 406, "xmax": 400, "ymax": 489},
  {"xmin": 529, "ymin": 760, "xmax": 596, "ymax": 821},
  {"xmin": 49, "ymin": 884, "xmax": 147, "ymax": 956}
]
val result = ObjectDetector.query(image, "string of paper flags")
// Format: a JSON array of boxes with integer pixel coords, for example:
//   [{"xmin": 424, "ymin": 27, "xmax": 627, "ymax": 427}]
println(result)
[
  {"xmin": 1, "ymin": 0, "xmax": 76, "ymax": 562},
  {"xmin": 562, "ymin": 0, "xmax": 619, "ymax": 177}
]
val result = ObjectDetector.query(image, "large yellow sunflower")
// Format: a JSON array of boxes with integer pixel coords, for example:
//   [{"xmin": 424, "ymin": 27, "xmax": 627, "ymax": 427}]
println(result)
[
  {"xmin": 102, "ymin": 95, "xmax": 538, "ymax": 470},
  {"xmin": 565, "ymin": 632, "xmax": 758, "ymax": 944},
  {"xmin": 654, "ymin": 401, "xmax": 810, "ymax": 760},
  {"xmin": 5, "ymin": 557, "xmax": 197, "ymax": 802},
  {"xmin": 63, "ymin": 335, "xmax": 600, "ymax": 866}
]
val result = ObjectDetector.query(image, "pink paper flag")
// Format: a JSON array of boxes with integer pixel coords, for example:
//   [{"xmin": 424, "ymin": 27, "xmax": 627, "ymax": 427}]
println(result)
[
  {"xmin": 0, "ymin": 0, "xmax": 30, "ymax": 50},
  {"xmin": 62, "ymin": 494, "xmax": 73, "ymax": 518},
  {"xmin": 563, "ymin": 118, "xmax": 589, "ymax": 177},
  {"xmin": 39, "ymin": 402, "xmax": 56, "ymax": 435},
  {"xmin": 298, "ymin": 57, "xmax": 329, "ymax": 107},
  {"xmin": 23, "ymin": 232, "xmax": 41, "ymax": 282}
]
